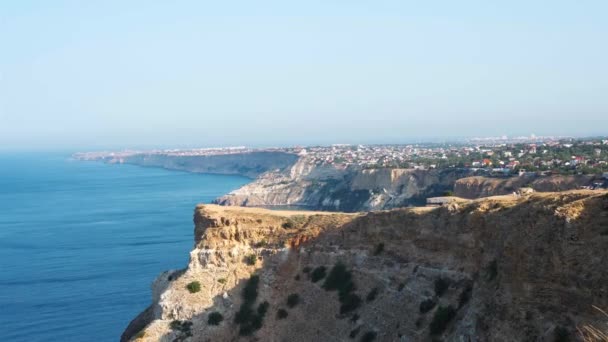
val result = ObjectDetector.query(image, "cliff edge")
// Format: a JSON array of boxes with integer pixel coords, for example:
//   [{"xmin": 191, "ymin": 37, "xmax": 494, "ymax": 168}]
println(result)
[{"xmin": 124, "ymin": 190, "xmax": 608, "ymax": 341}]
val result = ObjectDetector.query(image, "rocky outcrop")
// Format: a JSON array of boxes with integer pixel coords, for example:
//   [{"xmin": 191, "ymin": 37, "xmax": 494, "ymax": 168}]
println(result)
[
  {"xmin": 124, "ymin": 190, "xmax": 608, "ymax": 341},
  {"xmin": 215, "ymin": 159, "xmax": 474, "ymax": 211},
  {"xmin": 454, "ymin": 175, "xmax": 602, "ymax": 199}
]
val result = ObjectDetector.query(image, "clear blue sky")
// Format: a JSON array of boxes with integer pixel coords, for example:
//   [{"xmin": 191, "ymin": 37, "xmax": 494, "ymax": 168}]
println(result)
[{"xmin": 1, "ymin": 1, "xmax": 607, "ymax": 150}]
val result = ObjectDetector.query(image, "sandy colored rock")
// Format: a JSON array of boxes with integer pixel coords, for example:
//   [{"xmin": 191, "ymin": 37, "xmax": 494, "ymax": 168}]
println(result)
[{"xmin": 124, "ymin": 190, "xmax": 608, "ymax": 342}]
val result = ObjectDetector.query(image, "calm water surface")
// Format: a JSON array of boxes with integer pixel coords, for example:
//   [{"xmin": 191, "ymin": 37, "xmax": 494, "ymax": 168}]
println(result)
[{"xmin": 0, "ymin": 153, "xmax": 250, "ymax": 341}]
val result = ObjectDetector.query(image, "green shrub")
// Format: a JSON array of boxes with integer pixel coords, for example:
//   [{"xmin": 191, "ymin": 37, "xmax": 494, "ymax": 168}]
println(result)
[
  {"xmin": 311, "ymin": 266, "xmax": 327, "ymax": 283},
  {"xmin": 458, "ymin": 284, "xmax": 473, "ymax": 308},
  {"xmin": 257, "ymin": 301, "xmax": 269, "ymax": 316},
  {"xmin": 302, "ymin": 266, "xmax": 312, "ymax": 274},
  {"xmin": 170, "ymin": 320, "xmax": 193, "ymax": 336},
  {"xmin": 349, "ymin": 326, "xmax": 361, "ymax": 338},
  {"xmin": 366, "ymin": 287, "xmax": 379, "ymax": 302},
  {"xmin": 429, "ymin": 305, "xmax": 456, "ymax": 335},
  {"xmin": 340, "ymin": 293, "xmax": 362, "ymax": 314},
  {"xmin": 287, "ymin": 293, "xmax": 300, "ymax": 308},
  {"xmin": 255, "ymin": 239, "xmax": 268, "ymax": 248},
  {"xmin": 419, "ymin": 298, "xmax": 436, "ymax": 314},
  {"xmin": 244, "ymin": 254, "xmax": 257, "ymax": 266},
  {"xmin": 242, "ymin": 275, "xmax": 259, "ymax": 303},
  {"xmin": 322, "ymin": 262, "xmax": 362, "ymax": 314},
  {"xmin": 234, "ymin": 275, "xmax": 267, "ymax": 336},
  {"xmin": 554, "ymin": 326, "xmax": 570, "ymax": 342},
  {"xmin": 360, "ymin": 331, "xmax": 377, "ymax": 342},
  {"xmin": 434, "ymin": 278, "xmax": 450, "ymax": 297},
  {"xmin": 323, "ymin": 263, "xmax": 353, "ymax": 294},
  {"xmin": 234, "ymin": 305, "xmax": 254, "ymax": 324},
  {"xmin": 486, "ymin": 260, "xmax": 498, "ymax": 281},
  {"xmin": 397, "ymin": 283, "xmax": 405, "ymax": 292},
  {"xmin": 282, "ymin": 220, "xmax": 294, "ymax": 229},
  {"xmin": 207, "ymin": 312, "xmax": 223, "ymax": 325},
  {"xmin": 239, "ymin": 324, "xmax": 255, "ymax": 336},
  {"xmin": 186, "ymin": 281, "xmax": 201, "ymax": 293},
  {"xmin": 217, "ymin": 278, "xmax": 227, "ymax": 284},
  {"xmin": 373, "ymin": 243, "xmax": 384, "ymax": 255},
  {"xmin": 277, "ymin": 308, "xmax": 288, "ymax": 319}
]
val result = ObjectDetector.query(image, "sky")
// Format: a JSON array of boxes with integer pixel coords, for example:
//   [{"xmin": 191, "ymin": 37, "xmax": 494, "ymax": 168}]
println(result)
[{"xmin": 1, "ymin": 0, "xmax": 607, "ymax": 150}]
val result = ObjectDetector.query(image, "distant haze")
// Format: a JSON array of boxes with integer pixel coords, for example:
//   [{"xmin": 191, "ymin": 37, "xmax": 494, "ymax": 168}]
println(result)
[{"xmin": 1, "ymin": 1, "xmax": 607, "ymax": 150}]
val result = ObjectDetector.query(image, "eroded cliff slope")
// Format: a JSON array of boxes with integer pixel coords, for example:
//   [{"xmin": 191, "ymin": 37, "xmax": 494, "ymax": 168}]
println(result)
[
  {"xmin": 124, "ymin": 190, "xmax": 608, "ymax": 342},
  {"xmin": 214, "ymin": 158, "xmax": 474, "ymax": 211},
  {"xmin": 454, "ymin": 175, "xmax": 604, "ymax": 199}
]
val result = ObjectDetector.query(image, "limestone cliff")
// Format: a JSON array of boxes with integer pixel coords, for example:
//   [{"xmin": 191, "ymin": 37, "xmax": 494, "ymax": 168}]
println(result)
[
  {"xmin": 454, "ymin": 175, "xmax": 603, "ymax": 199},
  {"xmin": 124, "ymin": 190, "xmax": 608, "ymax": 342},
  {"xmin": 214, "ymin": 158, "xmax": 474, "ymax": 211}
]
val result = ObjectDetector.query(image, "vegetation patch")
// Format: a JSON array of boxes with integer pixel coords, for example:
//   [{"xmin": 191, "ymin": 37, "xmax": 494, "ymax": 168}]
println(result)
[
  {"xmin": 217, "ymin": 278, "xmax": 227, "ymax": 284},
  {"xmin": 287, "ymin": 293, "xmax": 300, "ymax": 308},
  {"xmin": 244, "ymin": 254, "xmax": 257, "ymax": 266},
  {"xmin": 207, "ymin": 312, "xmax": 223, "ymax": 325},
  {"xmin": 186, "ymin": 281, "xmax": 201, "ymax": 293},
  {"xmin": 434, "ymin": 278, "xmax": 450, "ymax": 297},
  {"xmin": 257, "ymin": 301, "xmax": 269, "ymax": 316},
  {"xmin": 458, "ymin": 284, "xmax": 473, "ymax": 308},
  {"xmin": 554, "ymin": 326, "xmax": 570, "ymax": 342},
  {"xmin": 366, "ymin": 287, "xmax": 379, "ymax": 302},
  {"xmin": 255, "ymin": 239, "xmax": 268, "ymax": 248},
  {"xmin": 170, "ymin": 320, "xmax": 193, "ymax": 337},
  {"xmin": 234, "ymin": 275, "xmax": 268, "ymax": 336},
  {"xmin": 398, "ymin": 283, "xmax": 405, "ymax": 292},
  {"xmin": 311, "ymin": 266, "xmax": 327, "ymax": 283},
  {"xmin": 323, "ymin": 262, "xmax": 362, "ymax": 314},
  {"xmin": 373, "ymin": 243, "xmax": 384, "ymax": 255},
  {"xmin": 282, "ymin": 220, "xmax": 295, "ymax": 229},
  {"xmin": 429, "ymin": 305, "xmax": 456, "ymax": 335},
  {"xmin": 276, "ymin": 308, "xmax": 288, "ymax": 319},
  {"xmin": 486, "ymin": 260, "xmax": 498, "ymax": 281},
  {"xmin": 360, "ymin": 331, "xmax": 377, "ymax": 342},
  {"xmin": 339, "ymin": 293, "xmax": 362, "ymax": 314},
  {"xmin": 302, "ymin": 266, "xmax": 312, "ymax": 274},
  {"xmin": 419, "ymin": 298, "xmax": 436, "ymax": 314},
  {"xmin": 349, "ymin": 326, "xmax": 361, "ymax": 339}
]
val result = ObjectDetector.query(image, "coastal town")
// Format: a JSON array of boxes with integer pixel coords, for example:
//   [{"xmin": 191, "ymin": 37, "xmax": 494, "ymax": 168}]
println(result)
[{"xmin": 76, "ymin": 136, "xmax": 608, "ymax": 179}]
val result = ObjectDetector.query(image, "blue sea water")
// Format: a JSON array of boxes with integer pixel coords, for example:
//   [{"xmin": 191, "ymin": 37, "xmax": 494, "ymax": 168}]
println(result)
[{"xmin": 0, "ymin": 153, "xmax": 250, "ymax": 342}]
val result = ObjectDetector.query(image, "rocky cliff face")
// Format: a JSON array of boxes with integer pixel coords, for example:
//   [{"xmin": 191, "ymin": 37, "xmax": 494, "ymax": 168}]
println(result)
[
  {"xmin": 454, "ymin": 175, "xmax": 602, "ymax": 199},
  {"xmin": 215, "ymin": 158, "xmax": 474, "ymax": 211},
  {"xmin": 124, "ymin": 190, "xmax": 608, "ymax": 342}
]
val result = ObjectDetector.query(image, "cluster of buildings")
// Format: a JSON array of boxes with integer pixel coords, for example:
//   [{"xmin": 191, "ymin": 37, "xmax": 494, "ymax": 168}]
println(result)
[
  {"xmin": 292, "ymin": 138, "xmax": 608, "ymax": 176},
  {"xmin": 75, "ymin": 137, "xmax": 608, "ymax": 176}
]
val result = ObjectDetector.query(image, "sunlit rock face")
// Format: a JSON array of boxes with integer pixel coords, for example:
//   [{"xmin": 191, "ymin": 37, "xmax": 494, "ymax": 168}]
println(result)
[{"xmin": 124, "ymin": 190, "xmax": 608, "ymax": 342}]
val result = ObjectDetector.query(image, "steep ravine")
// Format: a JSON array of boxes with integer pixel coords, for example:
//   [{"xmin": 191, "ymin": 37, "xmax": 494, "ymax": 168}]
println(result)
[{"xmin": 124, "ymin": 190, "xmax": 608, "ymax": 342}]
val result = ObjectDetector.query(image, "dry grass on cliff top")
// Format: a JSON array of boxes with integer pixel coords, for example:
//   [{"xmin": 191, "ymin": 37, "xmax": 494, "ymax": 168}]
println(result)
[
  {"xmin": 197, "ymin": 204, "xmax": 361, "ymax": 217},
  {"xmin": 199, "ymin": 189, "xmax": 607, "ymax": 218}
]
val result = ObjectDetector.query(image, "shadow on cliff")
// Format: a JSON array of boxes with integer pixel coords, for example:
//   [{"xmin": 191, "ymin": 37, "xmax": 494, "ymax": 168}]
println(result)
[{"xmin": 125, "ymin": 191, "xmax": 608, "ymax": 342}]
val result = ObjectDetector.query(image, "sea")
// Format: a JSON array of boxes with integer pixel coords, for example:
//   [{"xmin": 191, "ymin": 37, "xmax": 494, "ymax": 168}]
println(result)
[{"xmin": 0, "ymin": 153, "xmax": 251, "ymax": 341}]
